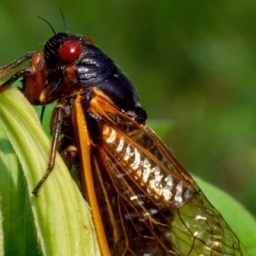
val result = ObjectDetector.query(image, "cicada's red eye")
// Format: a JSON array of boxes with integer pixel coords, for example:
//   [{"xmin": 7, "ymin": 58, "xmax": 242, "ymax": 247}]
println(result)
[{"xmin": 59, "ymin": 40, "xmax": 82, "ymax": 63}]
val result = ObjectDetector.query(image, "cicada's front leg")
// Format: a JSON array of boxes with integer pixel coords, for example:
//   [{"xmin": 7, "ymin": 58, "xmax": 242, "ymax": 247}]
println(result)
[
  {"xmin": 0, "ymin": 52, "xmax": 47, "ymax": 105},
  {"xmin": 21, "ymin": 53, "xmax": 47, "ymax": 104}
]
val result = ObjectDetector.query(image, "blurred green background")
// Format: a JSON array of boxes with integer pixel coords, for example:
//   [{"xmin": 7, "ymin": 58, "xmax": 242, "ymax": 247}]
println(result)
[{"xmin": 0, "ymin": 1, "xmax": 256, "ymax": 217}]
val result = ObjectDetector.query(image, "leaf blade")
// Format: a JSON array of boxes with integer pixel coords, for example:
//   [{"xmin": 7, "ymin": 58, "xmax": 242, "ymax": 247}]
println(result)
[{"xmin": 0, "ymin": 88, "xmax": 100, "ymax": 256}]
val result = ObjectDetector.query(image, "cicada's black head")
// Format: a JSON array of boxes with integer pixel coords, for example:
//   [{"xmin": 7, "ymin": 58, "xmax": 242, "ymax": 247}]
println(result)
[
  {"xmin": 44, "ymin": 32, "xmax": 68, "ymax": 68},
  {"xmin": 44, "ymin": 32, "xmax": 92, "ymax": 69},
  {"xmin": 44, "ymin": 32, "xmax": 147, "ymax": 123}
]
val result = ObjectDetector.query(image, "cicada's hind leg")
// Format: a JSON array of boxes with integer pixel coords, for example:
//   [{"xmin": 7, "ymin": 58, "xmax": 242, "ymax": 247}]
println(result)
[{"xmin": 32, "ymin": 104, "xmax": 66, "ymax": 196}]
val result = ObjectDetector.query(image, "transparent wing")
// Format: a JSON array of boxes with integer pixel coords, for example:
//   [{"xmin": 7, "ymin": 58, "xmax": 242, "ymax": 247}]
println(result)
[{"xmin": 86, "ymin": 93, "xmax": 247, "ymax": 255}]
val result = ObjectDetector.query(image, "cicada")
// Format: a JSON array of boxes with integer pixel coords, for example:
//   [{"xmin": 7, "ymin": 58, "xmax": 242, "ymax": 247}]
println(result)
[{"xmin": 0, "ymin": 31, "xmax": 248, "ymax": 255}]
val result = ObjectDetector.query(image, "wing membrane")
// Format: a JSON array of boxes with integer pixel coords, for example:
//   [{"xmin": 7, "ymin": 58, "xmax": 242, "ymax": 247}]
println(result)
[{"xmin": 82, "ymin": 92, "xmax": 247, "ymax": 255}]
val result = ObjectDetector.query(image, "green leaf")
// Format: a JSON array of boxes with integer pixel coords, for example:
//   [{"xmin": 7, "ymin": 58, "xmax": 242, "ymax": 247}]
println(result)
[
  {"xmin": 0, "ymin": 88, "xmax": 255, "ymax": 255},
  {"xmin": 0, "ymin": 88, "xmax": 100, "ymax": 256}
]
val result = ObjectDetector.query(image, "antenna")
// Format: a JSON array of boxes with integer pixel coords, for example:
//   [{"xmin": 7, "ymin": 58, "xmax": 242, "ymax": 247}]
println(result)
[
  {"xmin": 59, "ymin": 8, "xmax": 68, "ymax": 33},
  {"xmin": 37, "ymin": 16, "xmax": 56, "ymax": 35}
]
